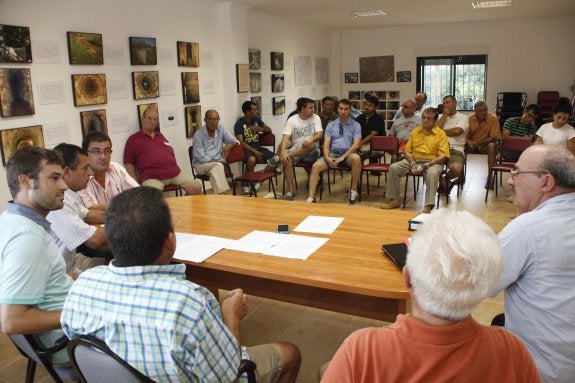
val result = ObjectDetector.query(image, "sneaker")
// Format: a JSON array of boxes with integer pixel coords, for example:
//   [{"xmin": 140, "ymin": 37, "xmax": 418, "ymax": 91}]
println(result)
[
  {"xmin": 242, "ymin": 186, "xmax": 251, "ymax": 195},
  {"xmin": 306, "ymin": 197, "xmax": 316, "ymax": 203},
  {"xmin": 347, "ymin": 190, "xmax": 359, "ymax": 205},
  {"xmin": 283, "ymin": 192, "xmax": 295, "ymax": 201},
  {"xmin": 253, "ymin": 182, "xmax": 261, "ymax": 191},
  {"xmin": 267, "ymin": 155, "xmax": 279, "ymax": 168}
]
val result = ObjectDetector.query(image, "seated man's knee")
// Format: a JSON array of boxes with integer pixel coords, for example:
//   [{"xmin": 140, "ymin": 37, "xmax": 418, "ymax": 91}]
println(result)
[
  {"xmin": 311, "ymin": 161, "xmax": 325, "ymax": 174},
  {"xmin": 274, "ymin": 342, "xmax": 301, "ymax": 371}
]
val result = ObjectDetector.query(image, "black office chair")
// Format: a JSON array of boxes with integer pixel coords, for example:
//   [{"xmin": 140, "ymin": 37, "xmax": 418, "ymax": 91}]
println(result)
[
  {"xmin": 68, "ymin": 335, "xmax": 257, "ymax": 383},
  {"xmin": 9, "ymin": 334, "xmax": 78, "ymax": 383}
]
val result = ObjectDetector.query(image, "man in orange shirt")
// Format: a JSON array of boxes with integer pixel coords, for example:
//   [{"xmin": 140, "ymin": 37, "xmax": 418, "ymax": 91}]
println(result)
[
  {"xmin": 465, "ymin": 101, "xmax": 501, "ymax": 187},
  {"xmin": 321, "ymin": 210, "xmax": 541, "ymax": 383}
]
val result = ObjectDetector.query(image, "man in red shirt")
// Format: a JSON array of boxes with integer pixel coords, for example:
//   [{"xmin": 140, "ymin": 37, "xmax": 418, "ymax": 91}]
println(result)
[{"xmin": 124, "ymin": 104, "xmax": 201, "ymax": 195}]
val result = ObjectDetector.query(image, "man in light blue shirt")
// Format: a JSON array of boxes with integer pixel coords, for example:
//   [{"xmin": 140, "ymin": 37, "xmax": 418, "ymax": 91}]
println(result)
[
  {"xmin": 307, "ymin": 99, "xmax": 362, "ymax": 204},
  {"xmin": 0, "ymin": 146, "xmax": 73, "ymax": 365},
  {"xmin": 491, "ymin": 144, "xmax": 575, "ymax": 382},
  {"xmin": 192, "ymin": 109, "xmax": 239, "ymax": 194}
]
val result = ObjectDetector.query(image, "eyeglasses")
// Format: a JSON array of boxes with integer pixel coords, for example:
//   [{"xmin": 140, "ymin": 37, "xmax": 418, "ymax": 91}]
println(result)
[
  {"xmin": 339, "ymin": 124, "xmax": 344, "ymax": 136},
  {"xmin": 87, "ymin": 149, "xmax": 112, "ymax": 156},
  {"xmin": 509, "ymin": 169, "xmax": 548, "ymax": 179}
]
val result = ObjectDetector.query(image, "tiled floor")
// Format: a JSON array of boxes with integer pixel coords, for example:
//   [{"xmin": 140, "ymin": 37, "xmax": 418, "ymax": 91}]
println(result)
[{"xmin": 0, "ymin": 154, "xmax": 515, "ymax": 383}]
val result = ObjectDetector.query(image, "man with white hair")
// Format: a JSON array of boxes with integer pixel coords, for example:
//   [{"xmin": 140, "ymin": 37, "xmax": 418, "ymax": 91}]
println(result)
[
  {"xmin": 322, "ymin": 209, "xmax": 540, "ymax": 382},
  {"xmin": 491, "ymin": 144, "xmax": 575, "ymax": 383}
]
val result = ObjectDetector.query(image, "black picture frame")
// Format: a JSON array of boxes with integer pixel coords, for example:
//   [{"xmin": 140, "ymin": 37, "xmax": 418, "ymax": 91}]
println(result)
[
  {"xmin": 271, "ymin": 51, "xmax": 284, "ymax": 70},
  {"xmin": 273, "ymin": 96, "xmax": 285, "ymax": 115},
  {"xmin": 185, "ymin": 105, "xmax": 202, "ymax": 138},
  {"xmin": 129, "ymin": 37, "xmax": 157, "ymax": 65},
  {"xmin": 181, "ymin": 72, "xmax": 200, "ymax": 104},
  {"xmin": 344, "ymin": 72, "xmax": 358, "ymax": 83},
  {"xmin": 397, "ymin": 71, "xmax": 412, "ymax": 83},
  {"xmin": 271, "ymin": 74, "xmax": 284, "ymax": 93}
]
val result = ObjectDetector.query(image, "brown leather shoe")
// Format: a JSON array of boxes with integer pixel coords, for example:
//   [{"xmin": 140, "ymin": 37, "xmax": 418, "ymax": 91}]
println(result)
[
  {"xmin": 422, "ymin": 205, "xmax": 433, "ymax": 214},
  {"xmin": 381, "ymin": 199, "xmax": 401, "ymax": 210}
]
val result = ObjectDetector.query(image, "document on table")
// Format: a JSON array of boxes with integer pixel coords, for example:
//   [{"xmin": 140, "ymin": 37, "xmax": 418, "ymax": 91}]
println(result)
[
  {"xmin": 173, "ymin": 233, "xmax": 233, "ymax": 263},
  {"xmin": 293, "ymin": 215, "xmax": 344, "ymax": 234},
  {"xmin": 226, "ymin": 230, "xmax": 328, "ymax": 260}
]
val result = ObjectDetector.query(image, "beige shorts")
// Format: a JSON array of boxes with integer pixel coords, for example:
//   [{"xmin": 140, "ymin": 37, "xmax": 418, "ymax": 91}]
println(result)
[
  {"xmin": 141, "ymin": 172, "xmax": 197, "ymax": 190},
  {"xmin": 246, "ymin": 344, "xmax": 282, "ymax": 383},
  {"xmin": 448, "ymin": 149, "xmax": 465, "ymax": 166}
]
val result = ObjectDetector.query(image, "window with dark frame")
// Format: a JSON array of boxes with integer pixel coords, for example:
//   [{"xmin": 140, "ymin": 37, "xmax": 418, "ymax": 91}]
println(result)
[{"xmin": 416, "ymin": 55, "xmax": 487, "ymax": 111}]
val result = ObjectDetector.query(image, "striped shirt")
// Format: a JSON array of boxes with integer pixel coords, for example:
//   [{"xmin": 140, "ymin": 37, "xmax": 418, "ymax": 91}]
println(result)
[
  {"xmin": 61, "ymin": 262, "xmax": 242, "ymax": 382},
  {"xmin": 77, "ymin": 162, "xmax": 139, "ymax": 207},
  {"xmin": 502, "ymin": 117, "xmax": 535, "ymax": 137}
]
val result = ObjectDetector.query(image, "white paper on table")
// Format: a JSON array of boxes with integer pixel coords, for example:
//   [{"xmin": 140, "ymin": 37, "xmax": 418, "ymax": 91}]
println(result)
[
  {"xmin": 226, "ymin": 230, "xmax": 285, "ymax": 253},
  {"xmin": 264, "ymin": 234, "xmax": 328, "ymax": 260},
  {"xmin": 293, "ymin": 216, "xmax": 344, "ymax": 234},
  {"xmin": 173, "ymin": 233, "xmax": 233, "ymax": 263}
]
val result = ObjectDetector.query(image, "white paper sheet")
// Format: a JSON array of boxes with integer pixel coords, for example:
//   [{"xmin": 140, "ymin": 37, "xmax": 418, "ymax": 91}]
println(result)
[
  {"xmin": 293, "ymin": 216, "xmax": 344, "ymax": 234},
  {"xmin": 226, "ymin": 230, "xmax": 285, "ymax": 253},
  {"xmin": 173, "ymin": 233, "xmax": 233, "ymax": 263}
]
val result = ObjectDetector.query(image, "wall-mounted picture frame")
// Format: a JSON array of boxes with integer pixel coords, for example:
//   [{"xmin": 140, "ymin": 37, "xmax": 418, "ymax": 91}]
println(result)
[
  {"xmin": 360, "ymin": 55, "xmax": 394, "ymax": 83},
  {"xmin": 181, "ymin": 72, "xmax": 200, "ymax": 104},
  {"xmin": 236, "ymin": 64, "xmax": 249, "ymax": 93},
  {"xmin": 138, "ymin": 102, "xmax": 159, "ymax": 131},
  {"xmin": 397, "ymin": 70, "xmax": 412, "ymax": 83},
  {"xmin": 129, "ymin": 37, "xmax": 157, "ymax": 65},
  {"xmin": 184, "ymin": 105, "xmax": 202, "ymax": 138},
  {"xmin": 71, "ymin": 73, "xmax": 107, "ymax": 106},
  {"xmin": 0, "ymin": 68, "xmax": 35, "ymax": 117},
  {"xmin": 344, "ymin": 72, "xmax": 358, "ymax": 83},
  {"xmin": 0, "ymin": 24, "xmax": 32, "ymax": 63},
  {"xmin": 132, "ymin": 71, "xmax": 159, "ymax": 100},
  {"xmin": 177, "ymin": 41, "xmax": 199, "ymax": 67},
  {"xmin": 273, "ymin": 96, "xmax": 285, "ymax": 115},
  {"xmin": 249, "ymin": 48, "xmax": 261, "ymax": 70},
  {"xmin": 66, "ymin": 31, "xmax": 103, "ymax": 65},
  {"xmin": 271, "ymin": 74, "xmax": 284, "ymax": 93},
  {"xmin": 80, "ymin": 109, "xmax": 108, "ymax": 137},
  {"xmin": 251, "ymin": 96, "xmax": 261, "ymax": 114},
  {"xmin": 250, "ymin": 72, "xmax": 261, "ymax": 93},
  {"xmin": 0, "ymin": 125, "xmax": 43, "ymax": 165},
  {"xmin": 271, "ymin": 51, "xmax": 284, "ymax": 70}
]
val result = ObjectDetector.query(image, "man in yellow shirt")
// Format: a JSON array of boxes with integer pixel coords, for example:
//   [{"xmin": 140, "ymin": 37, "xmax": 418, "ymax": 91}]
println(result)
[{"xmin": 382, "ymin": 108, "xmax": 450, "ymax": 213}]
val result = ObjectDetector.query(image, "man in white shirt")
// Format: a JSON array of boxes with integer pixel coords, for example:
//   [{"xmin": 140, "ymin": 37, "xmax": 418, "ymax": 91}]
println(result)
[
  {"xmin": 437, "ymin": 95, "xmax": 469, "ymax": 193},
  {"xmin": 78, "ymin": 132, "xmax": 139, "ymax": 207},
  {"xmin": 47, "ymin": 144, "xmax": 109, "ymax": 278},
  {"xmin": 278, "ymin": 97, "xmax": 323, "ymax": 200}
]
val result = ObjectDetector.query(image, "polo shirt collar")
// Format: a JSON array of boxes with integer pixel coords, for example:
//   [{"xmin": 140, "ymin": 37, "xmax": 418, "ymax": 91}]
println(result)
[
  {"xmin": 6, "ymin": 202, "xmax": 51, "ymax": 232},
  {"xmin": 108, "ymin": 260, "xmax": 187, "ymax": 281}
]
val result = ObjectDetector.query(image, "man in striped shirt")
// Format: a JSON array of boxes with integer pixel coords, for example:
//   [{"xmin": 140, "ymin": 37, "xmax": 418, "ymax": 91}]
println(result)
[
  {"xmin": 77, "ymin": 132, "xmax": 139, "ymax": 207},
  {"xmin": 61, "ymin": 187, "xmax": 301, "ymax": 382}
]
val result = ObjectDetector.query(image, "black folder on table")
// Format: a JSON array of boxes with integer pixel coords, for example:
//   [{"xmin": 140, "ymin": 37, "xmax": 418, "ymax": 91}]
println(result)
[{"xmin": 381, "ymin": 243, "xmax": 407, "ymax": 270}]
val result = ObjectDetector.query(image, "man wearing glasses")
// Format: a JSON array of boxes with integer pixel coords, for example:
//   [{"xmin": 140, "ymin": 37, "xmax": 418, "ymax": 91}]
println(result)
[
  {"xmin": 306, "ymin": 99, "xmax": 362, "ymax": 204},
  {"xmin": 78, "ymin": 131, "xmax": 139, "ymax": 207},
  {"xmin": 389, "ymin": 98, "xmax": 422, "ymax": 153},
  {"xmin": 381, "ymin": 107, "xmax": 450, "ymax": 214},
  {"xmin": 491, "ymin": 144, "xmax": 575, "ymax": 382}
]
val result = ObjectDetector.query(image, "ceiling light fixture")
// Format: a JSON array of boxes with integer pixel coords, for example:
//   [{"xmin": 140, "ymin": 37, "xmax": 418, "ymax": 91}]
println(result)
[
  {"xmin": 350, "ymin": 10, "xmax": 387, "ymax": 18},
  {"xmin": 471, "ymin": 0, "xmax": 512, "ymax": 9}
]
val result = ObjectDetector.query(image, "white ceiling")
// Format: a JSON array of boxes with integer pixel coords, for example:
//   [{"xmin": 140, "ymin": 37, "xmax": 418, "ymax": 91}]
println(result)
[{"xmin": 213, "ymin": 0, "xmax": 575, "ymax": 30}]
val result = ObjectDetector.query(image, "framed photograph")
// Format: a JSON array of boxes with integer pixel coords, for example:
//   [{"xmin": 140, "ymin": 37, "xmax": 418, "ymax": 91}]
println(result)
[
  {"xmin": 132, "ymin": 71, "xmax": 159, "ymax": 100},
  {"xmin": 0, "ymin": 68, "xmax": 35, "ymax": 117},
  {"xmin": 184, "ymin": 105, "xmax": 202, "ymax": 138},
  {"xmin": 249, "ymin": 48, "xmax": 261, "ymax": 70},
  {"xmin": 71, "ymin": 73, "xmax": 107, "ymax": 106},
  {"xmin": 271, "ymin": 51, "xmax": 284, "ymax": 70},
  {"xmin": 250, "ymin": 72, "xmax": 261, "ymax": 93},
  {"xmin": 181, "ymin": 72, "xmax": 200, "ymax": 104},
  {"xmin": 0, "ymin": 24, "xmax": 32, "ymax": 63},
  {"xmin": 397, "ymin": 71, "xmax": 411, "ymax": 83},
  {"xmin": 271, "ymin": 74, "xmax": 284, "ymax": 93},
  {"xmin": 236, "ymin": 64, "xmax": 249, "ymax": 93},
  {"xmin": 251, "ymin": 96, "xmax": 261, "ymax": 113},
  {"xmin": 138, "ymin": 103, "xmax": 159, "ymax": 131},
  {"xmin": 344, "ymin": 72, "xmax": 358, "ymax": 83},
  {"xmin": 348, "ymin": 91, "xmax": 361, "ymax": 100},
  {"xmin": 80, "ymin": 109, "xmax": 108, "ymax": 137},
  {"xmin": 0, "ymin": 125, "xmax": 43, "ymax": 165},
  {"xmin": 273, "ymin": 96, "xmax": 285, "ymax": 115},
  {"xmin": 66, "ymin": 32, "xmax": 103, "ymax": 65},
  {"xmin": 359, "ymin": 55, "xmax": 394, "ymax": 83},
  {"xmin": 129, "ymin": 37, "xmax": 157, "ymax": 65},
  {"xmin": 177, "ymin": 41, "xmax": 199, "ymax": 67}
]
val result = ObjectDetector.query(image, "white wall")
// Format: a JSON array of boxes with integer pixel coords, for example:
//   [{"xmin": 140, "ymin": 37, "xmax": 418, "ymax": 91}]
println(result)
[
  {"xmin": 0, "ymin": 0, "xmax": 332, "ymax": 206},
  {"xmin": 339, "ymin": 16, "xmax": 575, "ymax": 110}
]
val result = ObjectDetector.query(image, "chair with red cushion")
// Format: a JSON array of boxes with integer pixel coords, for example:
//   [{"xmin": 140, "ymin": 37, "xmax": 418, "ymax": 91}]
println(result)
[
  {"xmin": 227, "ymin": 144, "xmax": 277, "ymax": 198},
  {"xmin": 361, "ymin": 135, "xmax": 399, "ymax": 195}
]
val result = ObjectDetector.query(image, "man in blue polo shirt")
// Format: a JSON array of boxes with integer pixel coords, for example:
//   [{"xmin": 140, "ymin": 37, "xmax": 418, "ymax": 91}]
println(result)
[
  {"xmin": 0, "ymin": 146, "xmax": 73, "ymax": 365},
  {"xmin": 307, "ymin": 99, "xmax": 362, "ymax": 204}
]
